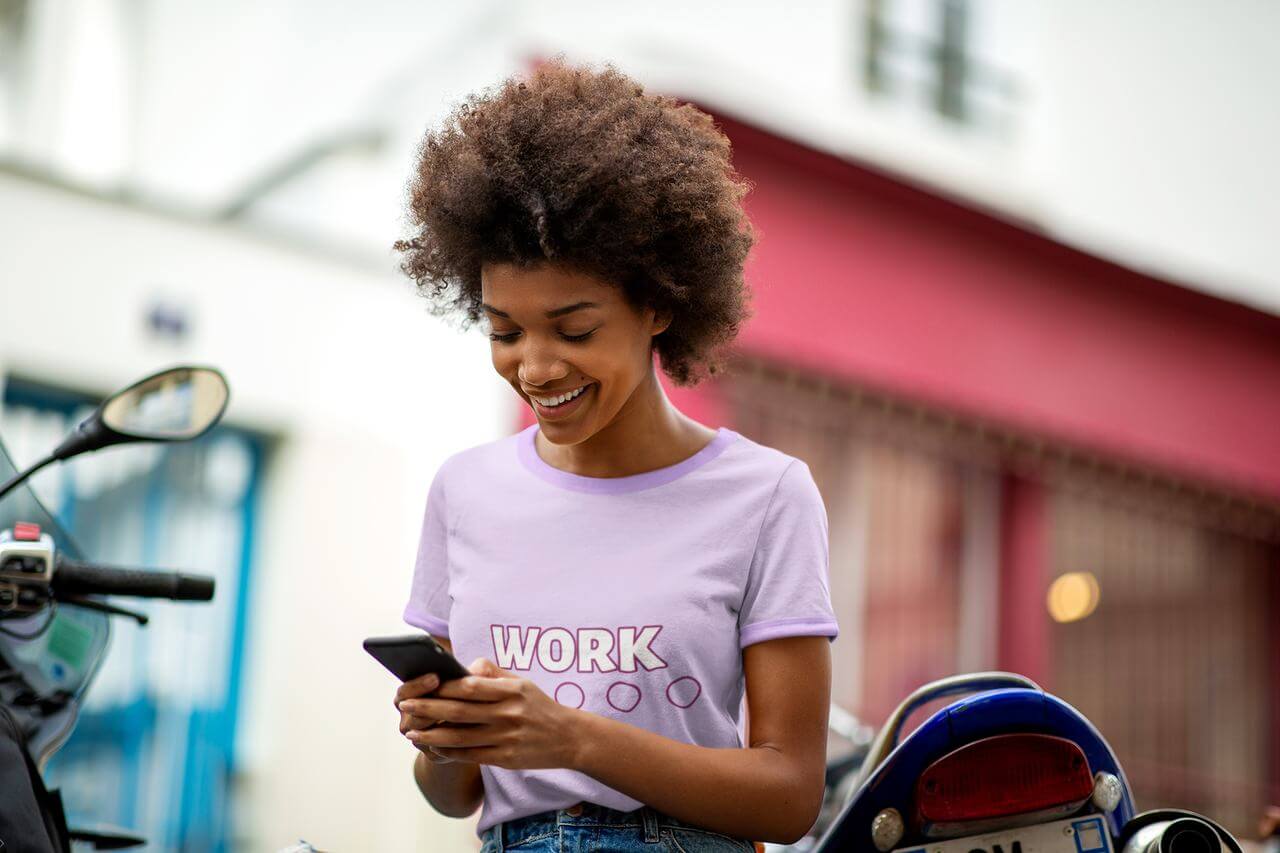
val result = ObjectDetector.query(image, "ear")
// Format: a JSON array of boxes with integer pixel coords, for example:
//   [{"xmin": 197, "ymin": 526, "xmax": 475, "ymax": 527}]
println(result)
[{"xmin": 649, "ymin": 306, "xmax": 673, "ymax": 338}]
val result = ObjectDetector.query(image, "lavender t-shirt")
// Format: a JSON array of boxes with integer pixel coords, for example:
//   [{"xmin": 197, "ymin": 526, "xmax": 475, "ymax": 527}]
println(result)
[{"xmin": 403, "ymin": 423, "xmax": 839, "ymax": 837}]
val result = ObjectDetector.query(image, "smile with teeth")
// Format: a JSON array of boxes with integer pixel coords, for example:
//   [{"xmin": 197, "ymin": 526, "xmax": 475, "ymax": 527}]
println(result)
[{"xmin": 533, "ymin": 384, "xmax": 589, "ymax": 407}]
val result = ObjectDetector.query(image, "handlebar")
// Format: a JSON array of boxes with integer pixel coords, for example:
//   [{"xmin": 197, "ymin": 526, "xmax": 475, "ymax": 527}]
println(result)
[{"xmin": 53, "ymin": 558, "xmax": 215, "ymax": 601}]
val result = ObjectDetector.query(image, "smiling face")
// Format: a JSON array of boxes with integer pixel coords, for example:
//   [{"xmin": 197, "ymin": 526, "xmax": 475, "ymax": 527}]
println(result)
[{"xmin": 482, "ymin": 261, "xmax": 671, "ymax": 445}]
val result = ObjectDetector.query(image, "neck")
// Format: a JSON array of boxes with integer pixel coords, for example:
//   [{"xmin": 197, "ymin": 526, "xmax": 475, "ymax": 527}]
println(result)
[{"xmin": 535, "ymin": 365, "xmax": 717, "ymax": 478}]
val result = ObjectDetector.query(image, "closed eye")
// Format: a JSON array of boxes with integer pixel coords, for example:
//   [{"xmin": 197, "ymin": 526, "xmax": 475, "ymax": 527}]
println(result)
[{"xmin": 488, "ymin": 331, "xmax": 596, "ymax": 344}]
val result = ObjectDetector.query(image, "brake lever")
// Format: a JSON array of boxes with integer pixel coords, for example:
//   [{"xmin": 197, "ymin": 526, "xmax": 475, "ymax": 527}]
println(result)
[{"xmin": 60, "ymin": 596, "xmax": 149, "ymax": 626}]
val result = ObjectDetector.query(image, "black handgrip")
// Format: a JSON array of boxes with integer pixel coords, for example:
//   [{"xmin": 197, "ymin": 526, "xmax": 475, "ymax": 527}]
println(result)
[{"xmin": 53, "ymin": 559, "xmax": 215, "ymax": 601}]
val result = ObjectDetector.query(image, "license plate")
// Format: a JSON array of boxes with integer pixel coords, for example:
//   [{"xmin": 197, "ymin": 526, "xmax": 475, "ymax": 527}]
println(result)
[{"xmin": 893, "ymin": 816, "xmax": 1112, "ymax": 853}]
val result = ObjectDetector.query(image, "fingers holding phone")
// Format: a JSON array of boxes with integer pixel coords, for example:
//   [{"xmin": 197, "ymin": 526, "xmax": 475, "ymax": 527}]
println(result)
[
  {"xmin": 395, "ymin": 670, "xmax": 442, "ymax": 725},
  {"xmin": 395, "ymin": 673, "xmax": 456, "ymax": 763},
  {"xmin": 366, "ymin": 633, "xmax": 469, "ymax": 764}
]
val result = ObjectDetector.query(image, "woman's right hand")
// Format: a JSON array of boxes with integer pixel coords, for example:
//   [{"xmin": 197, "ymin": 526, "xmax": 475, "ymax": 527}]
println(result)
[{"xmin": 396, "ymin": 672, "xmax": 455, "ymax": 764}]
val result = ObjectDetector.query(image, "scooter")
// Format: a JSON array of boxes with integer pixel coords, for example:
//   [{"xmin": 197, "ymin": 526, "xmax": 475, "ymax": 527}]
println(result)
[
  {"xmin": 809, "ymin": 673, "xmax": 1244, "ymax": 853},
  {"xmin": 0, "ymin": 366, "xmax": 228, "ymax": 852}
]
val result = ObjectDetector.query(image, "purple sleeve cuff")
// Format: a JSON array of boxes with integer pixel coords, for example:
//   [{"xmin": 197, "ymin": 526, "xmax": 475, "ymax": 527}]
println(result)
[
  {"xmin": 739, "ymin": 616, "xmax": 839, "ymax": 649},
  {"xmin": 403, "ymin": 607, "xmax": 449, "ymax": 639}
]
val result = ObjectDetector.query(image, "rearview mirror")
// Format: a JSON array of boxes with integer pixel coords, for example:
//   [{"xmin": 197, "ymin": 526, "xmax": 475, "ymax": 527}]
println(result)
[
  {"xmin": 99, "ymin": 367, "xmax": 229, "ymax": 441},
  {"xmin": 0, "ymin": 367, "xmax": 231, "ymax": 502}
]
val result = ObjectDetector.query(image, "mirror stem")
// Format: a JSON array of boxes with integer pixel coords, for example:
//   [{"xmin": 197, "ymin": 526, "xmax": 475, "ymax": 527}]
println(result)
[
  {"xmin": 0, "ymin": 452, "xmax": 58, "ymax": 502},
  {"xmin": 0, "ymin": 413, "xmax": 111, "ymax": 500},
  {"xmin": 50, "ymin": 416, "xmax": 114, "ymax": 462}
]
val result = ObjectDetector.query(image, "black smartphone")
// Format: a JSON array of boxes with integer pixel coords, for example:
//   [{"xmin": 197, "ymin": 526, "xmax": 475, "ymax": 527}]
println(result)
[{"xmin": 363, "ymin": 633, "xmax": 470, "ymax": 683}]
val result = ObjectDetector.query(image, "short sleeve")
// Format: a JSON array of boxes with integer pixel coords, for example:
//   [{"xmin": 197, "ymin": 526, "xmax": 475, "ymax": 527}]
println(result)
[
  {"xmin": 402, "ymin": 465, "xmax": 452, "ymax": 639},
  {"xmin": 738, "ymin": 459, "xmax": 840, "ymax": 649}
]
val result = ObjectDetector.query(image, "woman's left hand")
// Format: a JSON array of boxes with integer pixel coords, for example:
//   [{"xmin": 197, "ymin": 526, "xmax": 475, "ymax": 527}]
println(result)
[{"xmin": 398, "ymin": 657, "xmax": 581, "ymax": 770}]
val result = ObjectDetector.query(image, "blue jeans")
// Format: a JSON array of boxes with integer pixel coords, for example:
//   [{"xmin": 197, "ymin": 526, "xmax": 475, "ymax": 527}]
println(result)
[{"xmin": 479, "ymin": 801, "xmax": 757, "ymax": 852}]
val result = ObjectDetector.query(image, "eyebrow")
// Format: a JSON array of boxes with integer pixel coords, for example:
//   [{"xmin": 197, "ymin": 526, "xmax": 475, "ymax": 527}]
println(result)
[{"xmin": 482, "ymin": 301, "xmax": 600, "ymax": 320}]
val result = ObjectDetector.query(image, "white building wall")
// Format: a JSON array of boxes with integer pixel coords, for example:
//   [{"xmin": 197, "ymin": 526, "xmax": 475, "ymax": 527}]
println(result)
[
  {"xmin": 0, "ymin": 173, "xmax": 506, "ymax": 851},
  {"xmin": 1023, "ymin": 0, "xmax": 1280, "ymax": 310},
  {"xmin": 6, "ymin": 1, "xmax": 1275, "ymax": 306}
]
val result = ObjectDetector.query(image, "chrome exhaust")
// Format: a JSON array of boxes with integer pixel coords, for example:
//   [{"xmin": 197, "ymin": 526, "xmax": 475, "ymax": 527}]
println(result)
[{"xmin": 1123, "ymin": 816, "xmax": 1223, "ymax": 853}]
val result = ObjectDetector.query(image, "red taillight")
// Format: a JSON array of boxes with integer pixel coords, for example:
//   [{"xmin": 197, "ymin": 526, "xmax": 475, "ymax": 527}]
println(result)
[{"xmin": 916, "ymin": 734, "xmax": 1093, "ymax": 822}]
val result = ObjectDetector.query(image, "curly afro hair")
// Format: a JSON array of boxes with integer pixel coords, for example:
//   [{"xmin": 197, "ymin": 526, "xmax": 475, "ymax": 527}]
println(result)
[{"xmin": 393, "ymin": 54, "xmax": 757, "ymax": 386}]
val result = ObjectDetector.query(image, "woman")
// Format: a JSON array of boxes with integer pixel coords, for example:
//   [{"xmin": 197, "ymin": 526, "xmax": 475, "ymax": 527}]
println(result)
[{"xmin": 391, "ymin": 55, "xmax": 839, "ymax": 853}]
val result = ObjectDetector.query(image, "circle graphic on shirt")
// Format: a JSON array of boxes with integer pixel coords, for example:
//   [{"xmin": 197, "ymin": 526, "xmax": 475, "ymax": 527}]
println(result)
[
  {"xmin": 605, "ymin": 681, "xmax": 642, "ymax": 712},
  {"xmin": 666, "ymin": 676, "xmax": 702, "ymax": 709},
  {"xmin": 553, "ymin": 681, "xmax": 585, "ymax": 709}
]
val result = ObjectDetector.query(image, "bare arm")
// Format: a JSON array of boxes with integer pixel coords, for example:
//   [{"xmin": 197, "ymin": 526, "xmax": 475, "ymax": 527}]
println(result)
[
  {"xmin": 410, "ymin": 749, "xmax": 484, "ymax": 818},
  {"xmin": 397, "ymin": 637, "xmax": 485, "ymax": 818},
  {"xmin": 569, "ymin": 635, "xmax": 831, "ymax": 844}
]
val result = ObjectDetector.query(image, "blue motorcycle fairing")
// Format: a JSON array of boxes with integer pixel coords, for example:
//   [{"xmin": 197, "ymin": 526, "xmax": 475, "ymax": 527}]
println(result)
[
  {"xmin": 814, "ymin": 688, "xmax": 1137, "ymax": 852},
  {"xmin": 0, "ymin": 435, "xmax": 111, "ymax": 761}
]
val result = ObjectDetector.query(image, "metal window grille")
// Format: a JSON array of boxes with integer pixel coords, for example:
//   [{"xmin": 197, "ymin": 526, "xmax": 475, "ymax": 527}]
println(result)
[{"xmin": 721, "ymin": 354, "xmax": 1278, "ymax": 831}]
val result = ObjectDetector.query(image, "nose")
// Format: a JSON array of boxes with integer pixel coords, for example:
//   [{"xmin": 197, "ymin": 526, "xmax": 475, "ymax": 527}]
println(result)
[
  {"xmin": 516, "ymin": 340, "xmax": 569, "ymax": 388},
  {"xmin": 519, "ymin": 358, "xmax": 569, "ymax": 389}
]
